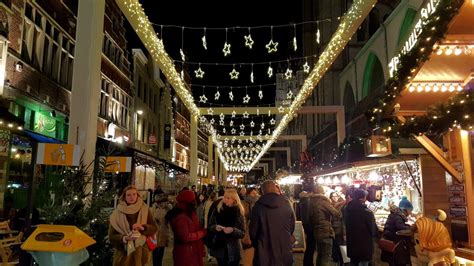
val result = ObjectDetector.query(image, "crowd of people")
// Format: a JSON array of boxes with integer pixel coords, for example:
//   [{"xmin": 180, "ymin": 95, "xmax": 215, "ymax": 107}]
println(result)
[{"xmin": 108, "ymin": 182, "xmax": 422, "ymax": 266}]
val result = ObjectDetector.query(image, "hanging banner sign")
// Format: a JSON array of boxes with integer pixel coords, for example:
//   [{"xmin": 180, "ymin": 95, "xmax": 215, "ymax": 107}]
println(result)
[
  {"xmin": 388, "ymin": 0, "xmax": 441, "ymax": 77},
  {"xmin": 36, "ymin": 143, "xmax": 81, "ymax": 166},
  {"xmin": 104, "ymin": 156, "xmax": 132, "ymax": 173}
]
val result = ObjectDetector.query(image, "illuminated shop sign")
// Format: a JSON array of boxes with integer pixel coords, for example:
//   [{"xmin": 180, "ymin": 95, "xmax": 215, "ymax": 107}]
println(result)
[{"xmin": 388, "ymin": 0, "xmax": 441, "ymax": 77}]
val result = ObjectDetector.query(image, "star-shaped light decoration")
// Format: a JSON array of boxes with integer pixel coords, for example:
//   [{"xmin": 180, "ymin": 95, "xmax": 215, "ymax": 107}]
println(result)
[
  {"xmin": 265, "ymin": 39, "xmax": 278, "ymax": 53},
  {"xmin": 258, "ymin": 90, "xmax": 263, "ymax": 99},
  {"xmin": 303, "ymin": 61, "xmax": 310, "ymax": 73},
  {"xmin": 231, "ymin": 110, "xmax": 236, "ymax": 118},
  {"xmin": 200, "ymin": 116, "xmax": 207, "ymax": 123},
  {"xmin": 231, "ymin": 128, "xmax": 236, "ymax": 134},
  {"xmin": 180, "ymin": 48, "xmax": 186, "ymax": 61},
  {"xmin": 244, "ymin": 34, "xmax": 254, "ymax": 49},
  {"xmin": 207, "ymin": 108, "xmax": 214, "ymax": 115},
  {"xmin": 200, "ymin": 95, "xmax": 208, "ymax": 103},
  {"xmin": 219, "ymin": 113, "xmax": 225, "ymax": 120},
  {"xmin": 209, "ymin": 118, "xmax": 215, "ymax": 124},
  {"xmin": 202, "ymin": 35, "xmax": 207, "ymax": 50},
  {"xmin": 270, "ymin": 118, "xmax": 276, "ymax": 125},
  {"xmin": 287, "ymin": 90, "xmax": 294, "ymax": 100},
  {"xmin": 250, "ymin": 121, "xmax": 255, "ymax": 128},
  {"xmin": 285, "ymin": 68, "xmax": 293, "ymax": 80},
  {"xmin": 240, "ymin": 124, "xmax": 245, "ymax": 130},
  {"xmin": 229, "ymin": 120, "xmax": 234, "ymax": 127},
  {"xmin": 219, "ymin": 120, "xmax": 225, "ymax": 126},
  {"xmin": 194, "ymin": 67, "xmax": 205, "ymax": 79},
  {"xmin": 243, "ymin": 94, "xmax": 250, "ymax": 104},
  {"xmin": 222, "ymin": 42, "xmax": 231, "ymax": 56},
  {"xmin": 222, "ymin": 128, "xmax": 226, "ymax": 133},
  {"xmin": 229, "ymin": 91, "xmax": 234, "ymax": 101},
  {"xmin": 216, "ymin": 134, "xmax": 221, "ymax": 139},
  {"xmin": 240, "ymin": 131, "xmax": 245, "ymax": 137},
  {"xmin": 243, "ymin": 111, "xmax": 249, "ymax": 118},
  {"xmin": 214, "ymin": 90, "xmax": 220, "ymax": 100},
  {"xmin": 278, "ymin": 106, "xmax": 285, "ymax": 113},
  {"xmin": 267, "ymin": 65, "xmax": 273, "ymax": 78},
  {"xmin": 229, "ymin": 68, "xmax": 240, "ymax": 80},
  {"xmin": 261, "ymin": 122, "xmax": 265, "ymax": 129},
  {"xmin": 231, "ymin": 137, "xmax": 236, "ymax": 143}
]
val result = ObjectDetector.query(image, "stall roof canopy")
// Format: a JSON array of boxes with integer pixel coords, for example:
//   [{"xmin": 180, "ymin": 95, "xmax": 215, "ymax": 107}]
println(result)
[
  {"xmin": 398, "ymin": 2, "xmax": 474, "ymax": 113},
  {"xmin": 311, "ymin": 156, "xmax": 418, "ymax": 177},
  {"xmin": 24, "ymin": 130, "xmax": 65, "ymax": 144},
  {"xmin": 134, "ymin": 150, "xmax": 189, "ymax": 174}
]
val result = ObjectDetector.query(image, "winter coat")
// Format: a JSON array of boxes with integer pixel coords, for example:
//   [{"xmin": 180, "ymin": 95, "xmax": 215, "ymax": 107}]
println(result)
[
  {"xmin": 380, "ymin": 207, "xmax": 411, "ymax": 264},
  {"xmin": 249, "ymin": 193, "xmax": 295, "ymax": 266},
  {"xmin": 331, "ymin": 201, "xmax": 345, "ymax": 237},
  {"xmin": 298, "ymin": 191, "xmax": 312, "ymax": 232},
  {"xmin": 151, "ymin": 202, "xmax": 170, "ymax": 247},
  {"xmin": 108, "ymin": 208, "xmax": 157, "ymax": 266},
  {"xmin": 344, "ymin": 199, "xmax": 377, "ymax": 262},
  {"xmin": 208, "ymin": 205, "xmax": 245, "ymax": 262},
  {"xmin": 169, "ymin": 209, "xmax": 206, "ymax": 266},
  {"xmin": 309, "ymin": 194, "xmax": 341, "ymax": 240}
]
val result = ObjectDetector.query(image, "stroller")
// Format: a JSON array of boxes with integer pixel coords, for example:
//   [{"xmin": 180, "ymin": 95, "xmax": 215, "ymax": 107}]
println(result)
[{"xmin": 412, "ymin": 210, "xmax": 456, "ymax": 266}]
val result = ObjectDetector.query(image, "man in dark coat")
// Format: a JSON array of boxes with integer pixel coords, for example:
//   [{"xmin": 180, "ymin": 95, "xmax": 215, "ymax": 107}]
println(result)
[
  {"xmin": 344, "ymin": 189, "xmax": 377, "ymax": 266},
  {"xmin": 250, "ymin": 180, "xmax": 295, "ymax": 266}
]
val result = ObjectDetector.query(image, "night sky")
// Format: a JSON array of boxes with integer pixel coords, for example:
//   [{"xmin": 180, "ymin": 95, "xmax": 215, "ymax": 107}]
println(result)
[{"xmin": 129, "ymin": 0, "xmax": 304, "ymax": 135}]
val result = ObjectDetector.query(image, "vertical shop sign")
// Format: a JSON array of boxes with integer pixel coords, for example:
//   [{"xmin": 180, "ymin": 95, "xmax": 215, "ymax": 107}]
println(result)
[
  {"xmin": 0, "ymin": 129, "xmax": 10, "ymax": 156},
  {"xmin": 164, "ymin": 124, "xmax": 171, "ymax": 149}
]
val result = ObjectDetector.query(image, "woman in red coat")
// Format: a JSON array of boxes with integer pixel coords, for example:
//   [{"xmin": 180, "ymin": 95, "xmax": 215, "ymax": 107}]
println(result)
[{"xmin": 166, "ymin": 189, "xmax": 206, "ymax": 266}]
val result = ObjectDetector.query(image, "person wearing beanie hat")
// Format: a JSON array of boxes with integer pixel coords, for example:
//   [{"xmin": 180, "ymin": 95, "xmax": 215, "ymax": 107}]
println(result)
[
  {"xmin": 381, "ymin": 196, "xmax": 413, "ymax": 265},
  {"xmin": 398, "ymin": 196, "xmax": 414, "ymax": 212},
  {"xmin": 166, "ymin": 190, "xmax": 206, "ymax": 266}
]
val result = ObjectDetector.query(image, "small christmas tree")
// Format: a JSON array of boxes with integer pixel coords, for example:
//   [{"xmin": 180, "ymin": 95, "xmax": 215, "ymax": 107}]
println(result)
[{"xmin": 42, "ymin": 154, "xmax": 117, "ymax": 265}]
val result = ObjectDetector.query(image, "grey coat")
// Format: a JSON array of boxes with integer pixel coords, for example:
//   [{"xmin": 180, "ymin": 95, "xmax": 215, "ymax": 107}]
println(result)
[{"xmin": 249, "ymin": 193, "xmax": 295, "ymax": 266}]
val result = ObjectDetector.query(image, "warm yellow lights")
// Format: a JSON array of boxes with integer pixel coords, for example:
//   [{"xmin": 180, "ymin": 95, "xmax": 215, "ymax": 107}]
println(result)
[
  {"xmin": 407, "ymin": 83, "xmax": 464, "ymax": 93},
  {"xmin": 434, "ymin": 44, "xmax": 473, "ymax": 56},
  {"xmin": 117, "ymin": 0, "xmax": 376, "ymax": 171}
]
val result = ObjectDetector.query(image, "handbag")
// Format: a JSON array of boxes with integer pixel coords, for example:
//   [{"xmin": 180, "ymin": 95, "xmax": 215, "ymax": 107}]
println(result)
[
  {"xmin": 146, "ymin": 234, "xmax": 158, "ymax": 250},
  {"xmin": 339, "ymin": 245, "xmax": 351, "ymax": 263},
  {"xmin": 241, "ymin": 231, "xmax": 252, "ymax": 249},
  {"xmin": 378, "ymin": 238, "xmax": 399, "ymax": 253}
]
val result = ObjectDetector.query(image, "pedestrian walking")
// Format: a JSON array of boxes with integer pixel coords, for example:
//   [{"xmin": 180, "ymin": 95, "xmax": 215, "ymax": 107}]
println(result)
[
  {"xmin": 208, "ymin": 189, "xmax": 245, "ymax": 266},
  {"xmin": 344, "ymin": 189, "xmax": 377, "ymax": 266},
  {"xmin": 309, "ymin": 185, "xmax": 342, "ymax": 266},
  {"xmin": 249, "ymin": 180, "xmax": 295, "ymax": 266},
  {"xmin": 151, "ymin": 194, "xmax": 170, "ymax": 266},
  {"xmin": 241, "ymin": 187, "xmax": 260, "ymax": 266},
  {"xmin": 109, "ymin": 185, "xmax": 158, "ymax": 266},
  {"xmin": 330, "ymin": 192, "xmax": 346, "ymax": 266},
  {"xmin": 166, "ymin": 189, "xmax": 206, "ymax": 266},
  {"xmin": 299, "ymin": 189, "xmax": 316, "ymax": 266}
]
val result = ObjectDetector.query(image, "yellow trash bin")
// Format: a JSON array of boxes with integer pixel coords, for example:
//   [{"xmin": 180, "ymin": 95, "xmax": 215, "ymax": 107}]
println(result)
[{"xmin": 21, "ymin": 224, "xmax": 96, "ymax": 266}]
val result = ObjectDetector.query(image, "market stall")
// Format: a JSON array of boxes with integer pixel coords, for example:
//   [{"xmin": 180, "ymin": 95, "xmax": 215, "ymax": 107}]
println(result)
[{"xmin": 311, "ymin": 158, "xmax": 422, "ymax": 230}]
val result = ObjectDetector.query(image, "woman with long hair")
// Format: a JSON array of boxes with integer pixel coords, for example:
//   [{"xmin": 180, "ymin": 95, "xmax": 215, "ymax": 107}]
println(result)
[
  {"xmin": 108, "ymin": 185, "xmax": 157, "ymax": 266},
  {"xmin": 166, "ymin": 189, "xmax": 206, "ymax": 266},
  {"xmin": 208, "ymin": 189, "xmax": 245, "ymax": 266}
]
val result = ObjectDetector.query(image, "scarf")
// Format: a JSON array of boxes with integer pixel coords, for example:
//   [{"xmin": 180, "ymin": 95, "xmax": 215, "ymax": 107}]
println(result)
[{"xmin": 110, "ymin": 199, "xmax": 149, "ymax": 254}]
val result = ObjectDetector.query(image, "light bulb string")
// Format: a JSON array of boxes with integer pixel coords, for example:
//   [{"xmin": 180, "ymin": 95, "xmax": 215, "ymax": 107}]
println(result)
[
  {"xmin": 150, "ymin": 19, "xmax": 332, "ymax": 31},
  {"xmin": 191, "ymin": 82, "xmax": 299, "ymax": 89},
  {"xmin": 173, "ymin": 54, "xmax": 318, "ymax": 66}
]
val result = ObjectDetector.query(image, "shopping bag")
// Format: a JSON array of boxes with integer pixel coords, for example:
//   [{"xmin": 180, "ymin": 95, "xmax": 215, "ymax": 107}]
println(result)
[
  {"xmin": 378, "ymin": 238, "xmax": 399, "ymax": 253},
  {"xmin": 146, "ymin": 235, "xmax": 158, "ymax": 251},
  {"xmin": 339, "ymin": 245, "xmax": 350, "ymax": 263}
]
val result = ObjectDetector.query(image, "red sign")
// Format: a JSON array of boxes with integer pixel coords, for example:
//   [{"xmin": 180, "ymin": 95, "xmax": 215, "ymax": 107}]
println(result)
[{"xmin": 148, "ymin": 134, "xmax": 157, "ymax": 145}]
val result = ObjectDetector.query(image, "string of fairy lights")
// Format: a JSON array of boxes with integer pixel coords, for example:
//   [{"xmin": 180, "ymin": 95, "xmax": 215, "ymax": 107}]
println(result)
[{"xmin": 117, "ymin": 0, "xmax": 377, "ymax": 172}]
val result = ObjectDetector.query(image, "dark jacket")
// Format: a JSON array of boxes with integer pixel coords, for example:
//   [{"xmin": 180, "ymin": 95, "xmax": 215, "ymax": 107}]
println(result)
[
  {"xmin": 344, "ymin": 199, "xmax": 377, "ymax": 262},
  {"xmin": 298, "ymin": 191, "xmax": 312, "ymax": 232},
  {"xmin": 309, "ymin": 194, "xmax": 341, "ymax": 240},
  {"xmin": 208, "ymin": 205, "xmax": 245, "ymax": 262},
  {"xmin": 380, "ymin": 207, "xmax": 411, "ymax": 264},
  {"xmin": 169, "ymin": 208, "xmax": 206, "ymax": 266},
  {"xmin": 249, "ymin": 193, "xmax": 295, "ymax": 266}
]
